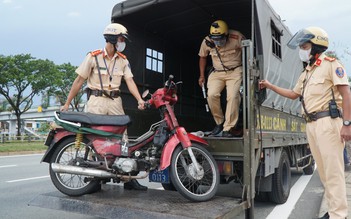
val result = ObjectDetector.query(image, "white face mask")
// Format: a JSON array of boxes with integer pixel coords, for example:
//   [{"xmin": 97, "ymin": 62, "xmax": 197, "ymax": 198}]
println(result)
[
  {"xmin": 116, "ymin": 41, "xmax": 126, "ymax": 52},
  {"xmin": 299, "ymin": 48, "xmax": 311, "ymax": 62}
]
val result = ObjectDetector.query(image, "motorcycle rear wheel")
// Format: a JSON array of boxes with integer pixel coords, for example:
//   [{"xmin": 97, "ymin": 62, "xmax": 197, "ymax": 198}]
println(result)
[
  {"xmin": 170, "ymin": 143, "xmax": 219, "ymax": 202},
  {"xmin": 49, "ymin": 137, "xmax": 102, "ymax": 196}
]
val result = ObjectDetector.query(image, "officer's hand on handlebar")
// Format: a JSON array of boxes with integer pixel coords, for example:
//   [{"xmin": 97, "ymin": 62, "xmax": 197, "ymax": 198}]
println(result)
[{"xmin": 138, "ymin": 100, "xmax": 145, "ymax": 110}]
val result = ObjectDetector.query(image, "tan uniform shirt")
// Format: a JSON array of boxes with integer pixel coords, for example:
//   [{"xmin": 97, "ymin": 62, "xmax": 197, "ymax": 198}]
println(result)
[
  {"xmin": 76, "ymin": 48, "xmax": 133, "ymax": 91},
  {"xmin": 293, "ymin": 53, "xmax": 348, "ymax": 113},
  {"xmin": 198, "ymin": 29, "xmax": 244, "ymax": 71}
]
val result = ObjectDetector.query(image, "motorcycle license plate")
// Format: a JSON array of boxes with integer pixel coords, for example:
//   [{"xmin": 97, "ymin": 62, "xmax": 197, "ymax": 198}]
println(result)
[{"xmin": 149, "ymin": 168, "xmax": 169, "ymax": 183}]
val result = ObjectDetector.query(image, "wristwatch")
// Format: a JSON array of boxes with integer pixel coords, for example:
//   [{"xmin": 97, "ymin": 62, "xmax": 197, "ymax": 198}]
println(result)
[{"xmin": 343, "ymin": 120, "xmax": 351, "ymax": 126}]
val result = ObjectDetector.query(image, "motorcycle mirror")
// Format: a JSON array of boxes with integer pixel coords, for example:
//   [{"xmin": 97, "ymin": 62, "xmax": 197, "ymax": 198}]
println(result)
[{"xmin": 142, "ymin": 89, "xmax": 150, "ymax": 98}]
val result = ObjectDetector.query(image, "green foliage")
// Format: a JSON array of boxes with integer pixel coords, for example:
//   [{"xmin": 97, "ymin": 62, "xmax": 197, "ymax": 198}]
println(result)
[
  {"xmin": 0, "ymin": 141, "xmax": 46, "ymax": 153},
  {"xmin": 37, "ymin": 122, "xmax": 50, "ymax": 133},
  {"xmin": 48, "ymin": 63, "xmax": 85, "ymax": 111},
  {"xmin": 0, "ymin": 54, "xmax": 58, "ymax": 135}
]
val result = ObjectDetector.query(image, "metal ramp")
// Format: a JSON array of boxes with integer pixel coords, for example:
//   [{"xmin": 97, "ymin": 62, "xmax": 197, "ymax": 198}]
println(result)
[{"xmin": 29, "ymin": 184, "xmax": 244, "ymax": 219}]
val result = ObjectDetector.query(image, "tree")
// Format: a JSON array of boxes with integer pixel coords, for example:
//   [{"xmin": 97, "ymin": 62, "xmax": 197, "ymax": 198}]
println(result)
[
  {"xmin": 49, "ymin": 63, "xmax": 86, "ymax": 111},
  {"xmin": 0, "ymin": 54, "xmax": 58, "ymax": 136}
]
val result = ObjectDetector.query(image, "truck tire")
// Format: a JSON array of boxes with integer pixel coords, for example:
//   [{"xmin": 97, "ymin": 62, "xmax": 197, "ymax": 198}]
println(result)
[
  {"xmin": 170, "ymin": 143, "xmax": 219, "ymax": 202},
  {"xmin": 269, "ymin": 150, "xmax": 291, "ymax": 204},
  {"xmin": 303, "ymin": 156, "xmax": 315, "ymax": 175},
  {"xmin": 49, "ymin": 137, "xmax": 102, "ymax": 196},
  {"xmin": 255, "ymin": 191, "xmax": 270, "ymax": 202}
]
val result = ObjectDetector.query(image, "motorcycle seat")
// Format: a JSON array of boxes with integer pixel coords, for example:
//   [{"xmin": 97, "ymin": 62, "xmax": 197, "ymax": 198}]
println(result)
[{"xmin": 57, "ymin": 111, "xmax": 131, "ymax": 126}]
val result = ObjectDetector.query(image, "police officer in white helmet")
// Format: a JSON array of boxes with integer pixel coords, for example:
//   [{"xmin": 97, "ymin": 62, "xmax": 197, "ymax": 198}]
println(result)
[
  {"xmin": 260, "ymin": 27, "xmax": 351, "ymax": 219},
  {"xmin": 61, "ymin": 23, "xmax": 147, "ymax": 191}
]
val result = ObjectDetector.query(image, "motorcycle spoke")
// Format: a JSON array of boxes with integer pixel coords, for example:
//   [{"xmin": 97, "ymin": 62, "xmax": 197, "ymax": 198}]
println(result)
[{"xmin": 54, "ymin": 142, "xmax": 93, "ymax": 190}]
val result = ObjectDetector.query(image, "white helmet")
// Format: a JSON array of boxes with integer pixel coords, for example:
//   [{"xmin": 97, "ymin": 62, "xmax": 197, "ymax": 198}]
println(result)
[{"xmin": 103, "ymin": 23, "xmax": 129, "ymax": 44}]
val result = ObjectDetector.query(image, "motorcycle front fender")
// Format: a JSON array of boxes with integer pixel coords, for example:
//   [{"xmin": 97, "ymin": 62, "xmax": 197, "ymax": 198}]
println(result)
[
  {"xmin": 159, "ymin": 130, "xmax": 209, "ymax": 170},
  {"xmin": 41, "ymin": 129, "xmax": 76, "ymax": 163}
]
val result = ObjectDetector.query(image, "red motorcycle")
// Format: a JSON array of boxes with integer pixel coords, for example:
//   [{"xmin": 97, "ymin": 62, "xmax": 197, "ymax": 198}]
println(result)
[{"xmin": 42, "ymin": 75, "xmax": 219, "ymax": 202}]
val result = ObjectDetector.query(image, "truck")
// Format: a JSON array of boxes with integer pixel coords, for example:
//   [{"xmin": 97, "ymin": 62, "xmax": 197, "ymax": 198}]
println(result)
[
  {"xmin": 110, "ymin": 0, "xmax": 313, "ymax": 217},
  {"xmin": 31, "ymin": 0, "xmax": 314, "ymax": 218}
]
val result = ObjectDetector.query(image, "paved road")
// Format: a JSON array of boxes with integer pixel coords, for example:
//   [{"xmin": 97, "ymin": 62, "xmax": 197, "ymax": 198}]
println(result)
[
  {"xmin": 0, "ymin": 153, "xmax": 323, "ymax": 219},
  {"xmin": 0, "ymin": 154, "xmax": 99, "ymax": 219}
]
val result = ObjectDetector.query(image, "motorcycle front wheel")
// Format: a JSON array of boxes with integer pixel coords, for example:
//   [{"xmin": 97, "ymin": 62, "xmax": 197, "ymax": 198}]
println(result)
[
  {"xmin": 170, "ymin": 143, "xmax": 219, "ymax": 202},
  {"xmin": 49, "ymin": 137, "xmax": 102, "ymax": 196}
]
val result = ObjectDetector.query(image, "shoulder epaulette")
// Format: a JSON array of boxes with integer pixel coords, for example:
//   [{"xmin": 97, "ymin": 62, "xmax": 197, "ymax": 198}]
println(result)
[
  {"xmin": 324, "ymin": 56, "xmax": 336, "ymax": 62},
  {"xmin": 229, "ymin": 34, "xmax": 239, "ymax": 40},
  {"xmin": 117, "ymin": 52, "xmax": 127, "ymax": 59},
  {"xmin": 90, "ymin": 49, "xmax": 103, "ymax": 57}
]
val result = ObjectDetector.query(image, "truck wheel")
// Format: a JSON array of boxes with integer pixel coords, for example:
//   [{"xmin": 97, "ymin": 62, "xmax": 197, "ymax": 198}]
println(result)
[
  {"xmin": 303, "ymin": 156, "xmax": 315, "ymax": 175},
  {"xmin": 49, "ymin": 137, "xmax": 101, "ymax": 196},
  {"xmin": 269, "ymin": 150, "xmax": 291, "ymax": 204},
  {"xmin": 255, "ymin": 191, "xmax": 270, "ymax": 202},
  {"xmin": 170, "ymin": 143, "xmax": 219, "ymax": 202}
]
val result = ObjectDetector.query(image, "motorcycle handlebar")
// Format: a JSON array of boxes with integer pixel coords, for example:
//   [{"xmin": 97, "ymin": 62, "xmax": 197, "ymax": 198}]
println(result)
[
  {"xmin": 165, "ymin": 75, "xmax": 174, "ymax": 87},
  {"xmin": 144, "ymin": 101, "xmax": 151, "ymax": 110}
]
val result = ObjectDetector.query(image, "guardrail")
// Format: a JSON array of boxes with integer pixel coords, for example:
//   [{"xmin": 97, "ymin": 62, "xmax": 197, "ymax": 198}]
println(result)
[{"xmin": 0, "ymin": 134, "xmax": 46, "ymax": 143}]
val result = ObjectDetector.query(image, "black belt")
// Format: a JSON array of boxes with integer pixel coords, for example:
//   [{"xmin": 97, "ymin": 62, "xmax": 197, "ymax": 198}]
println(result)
[
  {"xmin": 213, "ymin": 65, "xmax": 242, "ymax": 72},
  {"xmin": 91, "ymin": 90, "xmax": 120, "ymax": 98},
  {"xmin": 304, "ymin": 110, "xmax": 340, "ymax": 123}
]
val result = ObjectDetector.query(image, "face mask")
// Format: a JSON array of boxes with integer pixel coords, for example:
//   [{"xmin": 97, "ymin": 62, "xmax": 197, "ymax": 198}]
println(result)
[
  {"xmin": 116, "ymin": 41, "xmax": 126, "ymax": 52},
  {"xmin": 213, "ymin": 38, "xmax": 227, "ymax": 47},
  {"xmin": 299, "ymin": 48, "xmax": 311, "ymax": 62}
]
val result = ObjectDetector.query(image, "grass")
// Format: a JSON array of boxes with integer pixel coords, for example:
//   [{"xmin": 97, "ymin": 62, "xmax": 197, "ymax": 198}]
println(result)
[{"xmin": 0, "ymin": 141, "xmax": 47, "ymax": 153}]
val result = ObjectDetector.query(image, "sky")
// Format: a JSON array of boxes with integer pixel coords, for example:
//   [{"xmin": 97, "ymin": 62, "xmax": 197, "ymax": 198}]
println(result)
[
  {"xmin": 268, "ymin": 0, "xmax": 351, "ymax": 73},
  {"xmin": 0, "ymin": 0, "xmax": 350, "ymax": 70},
  {"xmin": 0, "ymin": 0, "xmax": 350, "ymax": 107},
  {"xmin": 0, "ymin": 0, "xmax": 120, "ymax": 66}
]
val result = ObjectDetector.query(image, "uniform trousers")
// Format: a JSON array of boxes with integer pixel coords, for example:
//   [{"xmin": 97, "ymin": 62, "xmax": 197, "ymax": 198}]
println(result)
[
  {"xmin": 207, "ymin": 68, "xmax": 242, "ymax": 131},
  {"xmin": 86, "ymin": 95, "xmax": 125, "ymax": 115},
  {"xmin": 306, "ymin": 117, "xmax": 347, "ymax": 219}
]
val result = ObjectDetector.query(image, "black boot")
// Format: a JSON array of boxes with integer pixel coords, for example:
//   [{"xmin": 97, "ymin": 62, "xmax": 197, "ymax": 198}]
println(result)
[
  {"xmin": 316, "ymin": 212, "xmax": 329, "ymax": 219},
  {"xmin": 124, "ymin": 179, "xmax": 148, "ymax": 191},
  {"xmin": 210, "ymin": 123, "xmax": 224, "ymax": 136}
]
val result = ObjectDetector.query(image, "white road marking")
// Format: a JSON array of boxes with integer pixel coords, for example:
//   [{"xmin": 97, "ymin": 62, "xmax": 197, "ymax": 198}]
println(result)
[
  {"xmin": 0, "ymin": 165, "xmax": 17, "ymax": 168},
  {"xmin": 6, "ymin": 175, "xmax": 49, "ymax": 183},
  {"xmin": 266, "ymin": 167, "xmax": 316, "ymax": 219}
]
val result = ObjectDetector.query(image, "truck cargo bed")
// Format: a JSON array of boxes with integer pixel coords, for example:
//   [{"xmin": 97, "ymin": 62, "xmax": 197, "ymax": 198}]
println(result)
[{"xmin": 29, "ymin": 184, "xmax": 244, "ymax": 219}]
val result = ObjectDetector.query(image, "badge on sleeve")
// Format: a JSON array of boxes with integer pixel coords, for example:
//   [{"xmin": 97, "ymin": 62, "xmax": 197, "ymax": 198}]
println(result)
[{"xmin": 335, "ymin": 67, "xmax": 345, "ymax": 78}]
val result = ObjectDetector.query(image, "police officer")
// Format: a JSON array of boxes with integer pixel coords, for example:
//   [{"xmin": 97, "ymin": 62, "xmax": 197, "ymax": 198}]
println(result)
[
  {"xmin": 61, "ymin": 23, "xmax": 147, "ymax": 191},
  {"xmin": 198, "ymin": 20, "xmax": 244, "ymax": 137},
  {"xmin": 260, "ymin": 27, "xmax": 351, "ymax": 219}
]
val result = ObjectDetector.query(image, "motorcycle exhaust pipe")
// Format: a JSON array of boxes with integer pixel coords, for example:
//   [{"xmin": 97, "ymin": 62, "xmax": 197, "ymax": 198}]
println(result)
[
  {"xmin": 51, "ymin": 163, "xmax": 115, "ymax": 178},
  {"xmin": 51, "ymin": 163, "xmax": 149, "ymax": 180}
]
